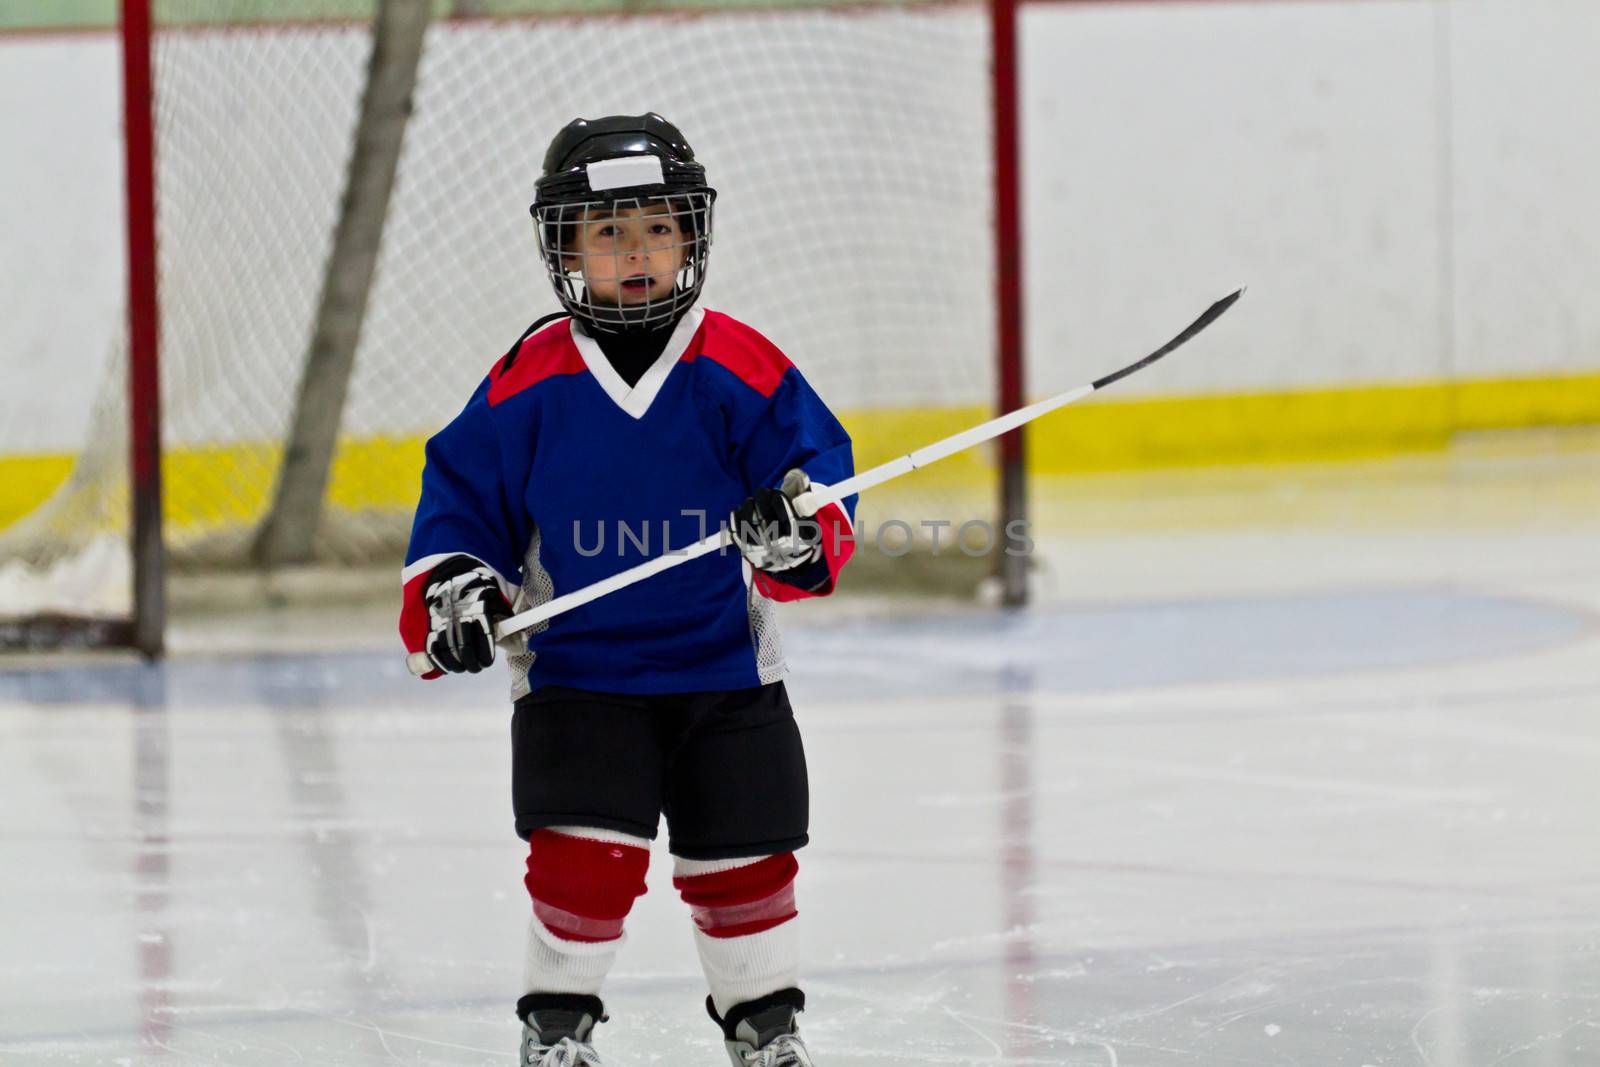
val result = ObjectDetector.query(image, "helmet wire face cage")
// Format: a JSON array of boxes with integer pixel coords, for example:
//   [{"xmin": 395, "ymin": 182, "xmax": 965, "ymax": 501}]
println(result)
[
  {"xmin": 532, "ymin": 116, "xmax": 716, "ymax": 335},
  {"xmin": 534, "ymin": 188, "xmax": 714, "ymax": 334}
]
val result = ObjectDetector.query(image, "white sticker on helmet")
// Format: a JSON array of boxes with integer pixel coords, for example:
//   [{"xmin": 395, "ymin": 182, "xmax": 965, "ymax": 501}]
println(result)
[{"xmin": 586, "ymin": 155, "xmax": 666, "ymax": 192}]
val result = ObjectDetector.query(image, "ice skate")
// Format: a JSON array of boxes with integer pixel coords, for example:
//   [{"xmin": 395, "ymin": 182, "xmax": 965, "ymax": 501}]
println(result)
[
  {"xmin": 519, "ymin": 994, "xmax": 607, "ymax": 1067},
  {"xmin": 711, "ymin": 990, "xmax": 814, "ymax": 1066}
]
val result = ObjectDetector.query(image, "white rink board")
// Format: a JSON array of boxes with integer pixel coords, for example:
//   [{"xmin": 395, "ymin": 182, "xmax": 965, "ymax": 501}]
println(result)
[
  {"xmin": 1021, "ymin": 0, "xmax": 1600, "ymax": 397},
  {"xmin": 1022, "ymin": 0, "xmax": 1443, "ymax": 397},
  {"xmin": 1448, "ymin": 0, "xmax": 1600, "ymax": 380},
  {"xmin": 4, "ymin": 0, "xmax": 1600, "ymax": 456},
  {"xmin": 0, "ymin": 36, "xmax": 125, "ymax": 455}
]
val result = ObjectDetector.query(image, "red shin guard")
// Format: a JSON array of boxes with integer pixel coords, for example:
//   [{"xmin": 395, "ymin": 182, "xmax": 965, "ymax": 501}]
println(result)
[
  {"xmin": 524, "ymin": 829, "xmax": 649, "ymax": 943},
  {"xmin": 673, "ymin": 853, "xmax": 799, "ymax": 939}
]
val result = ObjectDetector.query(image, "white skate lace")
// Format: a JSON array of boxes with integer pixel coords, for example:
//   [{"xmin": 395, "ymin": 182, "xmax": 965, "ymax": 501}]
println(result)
[
  {"xmin": 526, "ymin": 1035, "xmax": 603, "ymax": 1067},
  {"xmin": 742, "ymin": 1033, "xmax": 813, "ymax": 1067}
]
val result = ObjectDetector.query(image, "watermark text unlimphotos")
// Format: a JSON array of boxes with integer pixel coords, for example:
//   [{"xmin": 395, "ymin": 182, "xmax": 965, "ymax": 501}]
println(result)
[{"xmin": 569, "ymin": 510, "xmax": 1033, "ymax": 559}]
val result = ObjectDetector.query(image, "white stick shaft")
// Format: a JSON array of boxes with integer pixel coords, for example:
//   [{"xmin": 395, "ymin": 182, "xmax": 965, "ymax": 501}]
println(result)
[
  {"xmin": 490, "ymin": 382, "xmax": 1097, "ymax": 642},
  {"xmin": 794, "ymin": 384, "xmax": 1093, "ymax": 513},
  {"xmin": 411, "ymin": 288, "xmax": 1245, "ymax": 673},
  {"xmin": 491, "ymin": 529, "xmax": 729, "ymax": 643}
]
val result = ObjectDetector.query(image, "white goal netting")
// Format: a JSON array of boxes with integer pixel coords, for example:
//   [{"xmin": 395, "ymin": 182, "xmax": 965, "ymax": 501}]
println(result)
[{"xmin": 0, "ymin": 0, "xmax": 998, "ymax": 629}]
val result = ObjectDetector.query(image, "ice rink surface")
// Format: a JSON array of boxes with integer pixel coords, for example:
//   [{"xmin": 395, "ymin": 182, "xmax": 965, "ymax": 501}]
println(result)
[{"xmin": 3, "ymin": 432, "xmax": 1598, "ymax": 1065}]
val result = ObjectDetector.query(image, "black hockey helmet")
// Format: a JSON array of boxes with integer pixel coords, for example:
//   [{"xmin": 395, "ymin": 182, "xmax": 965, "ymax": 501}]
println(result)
[{"xmin": 531, "ymin": 113, "xmax": 716, "ymax": 334}]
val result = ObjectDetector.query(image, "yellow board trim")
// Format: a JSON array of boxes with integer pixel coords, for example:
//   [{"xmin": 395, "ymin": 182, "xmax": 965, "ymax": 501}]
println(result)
[
  {"xmin": 1025, "ymin": 372, "xmax": 1600, "ymax": 473},
  {"xmin": 3, "ymin": 371, "xmax": 1598, "ymax": 533},
  {"xmin": 0, "ymin": 453, "xmax": 76, "ymax": 529}
]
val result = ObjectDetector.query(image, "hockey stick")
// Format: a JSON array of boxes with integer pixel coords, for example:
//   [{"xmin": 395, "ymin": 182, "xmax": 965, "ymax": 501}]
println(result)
[{"xmin": 407, "ymin": 288, "xmax": 1242, "ymax": 673}]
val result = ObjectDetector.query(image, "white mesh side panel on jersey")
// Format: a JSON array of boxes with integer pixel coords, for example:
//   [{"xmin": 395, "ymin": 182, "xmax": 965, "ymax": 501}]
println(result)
[
  {"xmin": 748, "ymin": 579, "xmax": 786, "ymax": 686},
  {"xmin": 508, "ymin": 525, "xmax": 555, "ymax": 702}
]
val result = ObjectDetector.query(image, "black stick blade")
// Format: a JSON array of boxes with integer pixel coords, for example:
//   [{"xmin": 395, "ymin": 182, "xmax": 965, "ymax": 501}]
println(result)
[{"xmin": 1091, "ymin": 287, "xmax": 1245, "ymax": 392}]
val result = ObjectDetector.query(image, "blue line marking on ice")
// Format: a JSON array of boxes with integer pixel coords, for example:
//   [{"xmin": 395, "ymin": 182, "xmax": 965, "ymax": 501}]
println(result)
[{"xmin": 0, "ymin": 586, "xmax": 1589, "ymax": 708}]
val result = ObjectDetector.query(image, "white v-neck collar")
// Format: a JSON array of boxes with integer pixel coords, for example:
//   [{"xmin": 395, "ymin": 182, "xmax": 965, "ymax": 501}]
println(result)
[{"xmin": 570, "ymin": 305, "xmax": 706, "ymax": 420}]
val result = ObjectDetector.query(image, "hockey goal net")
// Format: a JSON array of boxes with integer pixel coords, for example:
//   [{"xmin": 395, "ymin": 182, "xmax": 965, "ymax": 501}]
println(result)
[{"xmin": 0, "ymin": 0, "xmax": 1009, "ymax": 653}]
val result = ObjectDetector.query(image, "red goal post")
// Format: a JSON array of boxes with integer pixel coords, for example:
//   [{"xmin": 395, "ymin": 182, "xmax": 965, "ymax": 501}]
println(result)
[
  {"xmin": 124, "ymin": 0, "xmax": 165, "ymax": 658},
  {"xmin": 0, "ymin": 0, "xmax": 1027, "ymax": 654}
]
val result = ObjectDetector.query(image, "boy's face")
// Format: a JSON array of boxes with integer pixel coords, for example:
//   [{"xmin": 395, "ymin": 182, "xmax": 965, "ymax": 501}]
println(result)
[{"xmin": 561, "ymin": 201, "xmax": 690, "ymax": 308}]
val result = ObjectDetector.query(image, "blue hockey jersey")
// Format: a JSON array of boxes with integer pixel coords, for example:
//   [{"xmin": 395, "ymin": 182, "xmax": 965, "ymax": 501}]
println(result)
[{"xmin": 401, "ymin": 306, "xmax": 856, "ymax": 697}]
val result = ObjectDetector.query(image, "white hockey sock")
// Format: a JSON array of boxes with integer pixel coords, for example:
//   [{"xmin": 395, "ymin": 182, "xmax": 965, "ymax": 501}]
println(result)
[
  {"xmin": 523, "ymin": 913, "xmax": 623, "ymax": 997},
  {"xmin": 674, "ymin": 853, "xmax": 801, "ymax": 1017}
]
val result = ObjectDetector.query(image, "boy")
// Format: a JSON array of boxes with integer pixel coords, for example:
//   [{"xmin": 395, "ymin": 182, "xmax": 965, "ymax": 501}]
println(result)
[{"xmin": 401, "ymin": 114, "xmax": 855, "ymax": 1067}]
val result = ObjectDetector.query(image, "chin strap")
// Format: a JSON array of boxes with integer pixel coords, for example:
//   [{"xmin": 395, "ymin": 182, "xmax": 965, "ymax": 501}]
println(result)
[{"xmin": 571, "ymin": 292, "xmax": 693, "ymax": 338}]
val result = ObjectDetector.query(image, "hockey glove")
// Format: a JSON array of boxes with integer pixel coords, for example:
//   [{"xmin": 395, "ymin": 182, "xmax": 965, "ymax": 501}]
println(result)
[
  {"xmin": 423, "ymin": 555, "xmax": 513, "ymax": 674},
  {"xmin": 730, "ymin": 469, "xmax": 829, "ymax": 588}
]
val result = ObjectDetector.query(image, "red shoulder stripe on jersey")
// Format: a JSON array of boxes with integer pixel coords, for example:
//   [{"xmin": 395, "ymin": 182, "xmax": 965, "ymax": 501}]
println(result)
[
  {"xmin": 691, "ymin": 310, "xmax": 794, "ymax": 399},
  {"xmin": 488, "ymin": 318, "xmax": 585, "ymax": 407}
]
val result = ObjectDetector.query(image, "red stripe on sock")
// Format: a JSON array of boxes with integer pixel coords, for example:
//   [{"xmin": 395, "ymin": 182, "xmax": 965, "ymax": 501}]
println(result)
[
  {"xmin": 674, "ymin": 854, "xmax": 799, "ymax": 940},
  {"xmin": 672, "ymin": 854, "xmax": 797, "ymax": 907},
  {"xmin": 699, "ymin": 912, "xmax": 796, "ymax": 939}
]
